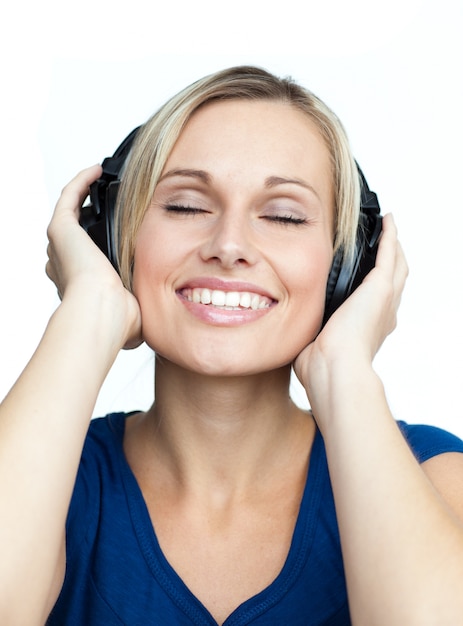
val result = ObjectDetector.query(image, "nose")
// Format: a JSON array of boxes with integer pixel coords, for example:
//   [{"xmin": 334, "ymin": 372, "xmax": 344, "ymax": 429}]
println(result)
[{"xmin": 199, "ymin": 211, "xmax": 258, "ymax": 269}]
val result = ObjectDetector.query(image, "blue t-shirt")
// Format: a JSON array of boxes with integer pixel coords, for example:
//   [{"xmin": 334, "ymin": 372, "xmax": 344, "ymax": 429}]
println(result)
[{"xmin": 47, "ymin": 413, "xmax": 463, "ymax": 625}]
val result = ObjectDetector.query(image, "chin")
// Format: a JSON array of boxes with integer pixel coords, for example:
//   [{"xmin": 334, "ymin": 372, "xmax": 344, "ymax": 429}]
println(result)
[
  {"xmin": 152, "ymin": 343, "xmax": 297, "ymax": 380},
  {"xmin": 145, "ymin": 318, "xmax": 320, "ymax": 379}
]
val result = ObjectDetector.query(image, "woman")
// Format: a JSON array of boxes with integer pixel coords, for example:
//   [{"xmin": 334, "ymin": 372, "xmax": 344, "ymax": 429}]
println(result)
[{"xmin": 1, "ymin": 66, "xmax": 463, "ymax": 626}]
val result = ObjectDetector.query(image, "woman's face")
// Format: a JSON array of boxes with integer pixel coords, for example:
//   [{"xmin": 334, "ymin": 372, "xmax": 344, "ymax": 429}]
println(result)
[{"xmin": 132, "ymin": 99, "xmax": 334, "ymax": 376}]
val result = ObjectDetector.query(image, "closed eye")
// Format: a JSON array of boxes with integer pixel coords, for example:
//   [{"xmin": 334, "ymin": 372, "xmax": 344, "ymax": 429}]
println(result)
[
  {"xmin": 264, "ymin": 215, "xmax": 308, "ymax": 226},
  {"xmin": 164, "ymin": 204, "xmax": 207, "ymax": 216}
]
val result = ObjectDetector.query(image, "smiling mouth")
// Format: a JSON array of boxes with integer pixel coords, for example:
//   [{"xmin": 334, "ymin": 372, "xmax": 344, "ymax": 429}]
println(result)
[{"xmin": 180, "ymin": 288, "xmax": 273, "ymax": 310}]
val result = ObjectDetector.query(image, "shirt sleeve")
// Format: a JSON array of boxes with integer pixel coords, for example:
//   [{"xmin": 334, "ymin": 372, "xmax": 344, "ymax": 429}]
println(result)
[
  {"xmin": 64, "ymin": 418, "xmax": 104, "ymax": 561},
  {"xmin": 397, "ymin": 421, "xmax": 463, "ymax": 463}
]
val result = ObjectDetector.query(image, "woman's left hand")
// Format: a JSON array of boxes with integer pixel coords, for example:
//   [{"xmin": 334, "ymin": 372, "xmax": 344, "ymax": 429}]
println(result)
[
  {"xmin": 295, "ymin": 215, "xmax": 463, "ymax": 626},
  {"xmin": 294, "ymin": 213, "xmax": 408, "ymax": 397}
]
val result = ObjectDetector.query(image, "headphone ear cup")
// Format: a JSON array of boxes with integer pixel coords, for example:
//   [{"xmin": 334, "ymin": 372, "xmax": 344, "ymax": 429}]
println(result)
[
  {"xmin": 79, "ymin": 126, "xmax": 141, "ymax": 273},
  {"xmin": 322, "ymin": 165, "xmax": 382, "ymax": 326},
  {"xmin": 323, "ymin": 211, "xmax": 382, "ymax": 326},
  {"xmin": 324, "ymin": 249, "xmax": 344, "ymax": 323},
  {"xmin": 323, "ymin": 244, "xmax": 361, "ymax": 326},
  {"xmin": 104, "ymin": 181, "xmax": 119, "ymax": 270},
  {"xmin": 79, "ymin": 179, "xmax": 119, "ymax": 271}
]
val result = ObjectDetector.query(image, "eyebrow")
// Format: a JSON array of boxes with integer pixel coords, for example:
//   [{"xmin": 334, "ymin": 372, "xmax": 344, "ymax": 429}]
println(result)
[
  {"xmin": 158, "ymin": 168, "xmax": 211, "ymax": 184},
  {"xmin": 158, "ymin": 169, "xmax": 321, "ymax": 200},
  {"xmin": 264, "ymin": 175, "xmax": 321, "ymax": 200}
]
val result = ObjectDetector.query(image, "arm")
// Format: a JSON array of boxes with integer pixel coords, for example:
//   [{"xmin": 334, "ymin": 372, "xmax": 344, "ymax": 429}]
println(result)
[
  {"xmin": 0, "ymin": 166, "xmax": 141, "ymax": 625},
  {"xmin": 295, "ymin": 214, "xmax": 463, "ymax": 626}
]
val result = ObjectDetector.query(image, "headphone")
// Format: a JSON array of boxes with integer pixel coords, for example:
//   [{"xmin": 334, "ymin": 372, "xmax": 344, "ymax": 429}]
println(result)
[{"xmin": 79, "ymin": 127, "xmax": 382, "ymax": 323}]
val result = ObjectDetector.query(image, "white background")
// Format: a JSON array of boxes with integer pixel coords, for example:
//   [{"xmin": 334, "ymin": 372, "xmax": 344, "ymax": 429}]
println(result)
[{"xmin": 1, "ymin": 0, "xmax": 462, "ymax": 435}]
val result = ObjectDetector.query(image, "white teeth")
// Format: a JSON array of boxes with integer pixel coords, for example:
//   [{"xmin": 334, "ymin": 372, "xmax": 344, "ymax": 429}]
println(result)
[
  {"xmin": 239, "ymin": 292, "xmax": 251, "ymax": 308},
  {"xmin": 225, "ymin": 291, "xmax": 240, "ymax": 307},
  {"xmin": 200, "ymin": 288, "xmax": 211, "ymax": 304},
  {"xmin": 188, "ymin": 288, "xmax": 271, "ymax": 310},
  {"xmin": 211, "ymin": 290, "xmax": 226, "ymax": 306}
]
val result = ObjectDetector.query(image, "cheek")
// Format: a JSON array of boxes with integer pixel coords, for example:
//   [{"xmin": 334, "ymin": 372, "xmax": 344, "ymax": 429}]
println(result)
[
  {"xmin": 132, "ymin": 223, "xmax": 180, "ymax": 293},
  {"xmin": 131, "ymin": 232, "xmax": 169, "ymax": 317},
  {"xmin": 132, "ymin": 245, "xmax": 156, "ymax": 298},
  {"xmin": 283, "ymin": 242, "xmax": 333, "ymax": 300},
  {"xmin": 280, "ymin": 244, "xmax": 333, "ymax": 336}
]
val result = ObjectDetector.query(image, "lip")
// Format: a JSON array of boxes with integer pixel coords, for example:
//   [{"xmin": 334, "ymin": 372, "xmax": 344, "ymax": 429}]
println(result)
[{"xmin": 176, "ymin": 277, "xmax": 277, "ymax": 327}]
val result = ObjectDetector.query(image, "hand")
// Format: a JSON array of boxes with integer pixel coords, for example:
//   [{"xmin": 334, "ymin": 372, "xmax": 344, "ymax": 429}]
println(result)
[
  {"xmin": 294, "ymin": 214, "xmax": 408, "ymax": 393},
  {"xmin": 45, "ymin": 165, "xmax": 142, "ymax": 349}
]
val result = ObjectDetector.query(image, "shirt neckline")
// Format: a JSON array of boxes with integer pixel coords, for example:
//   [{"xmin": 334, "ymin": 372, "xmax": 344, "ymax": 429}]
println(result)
[{"xmin": 110, "ymin": 412, "xmax": 326, "ymax": 626}]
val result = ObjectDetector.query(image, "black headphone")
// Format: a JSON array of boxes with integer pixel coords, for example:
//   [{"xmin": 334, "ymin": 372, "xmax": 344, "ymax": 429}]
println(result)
[{"xmin": 79, "ymin": 127, "xmax": 382, "ymax": 323}]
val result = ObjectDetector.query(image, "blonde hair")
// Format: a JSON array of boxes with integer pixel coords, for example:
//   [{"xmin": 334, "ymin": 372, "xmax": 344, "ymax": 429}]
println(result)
[{"xmin": 116, "ymin": 65, "xmax": 360, "ymax": 289}]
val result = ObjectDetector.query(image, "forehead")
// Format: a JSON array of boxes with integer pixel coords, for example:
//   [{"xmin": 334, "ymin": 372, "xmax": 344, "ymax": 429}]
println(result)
[
  {"xmin": 167, "ymin": 99, "xmax": 331, "ymax": 170},
  {"xmin": 160, "ymin": 100, "xmax": 334, "ymax": 217}
]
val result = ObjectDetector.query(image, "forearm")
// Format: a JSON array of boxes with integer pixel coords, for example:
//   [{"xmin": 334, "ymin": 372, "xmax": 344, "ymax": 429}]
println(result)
[
  {"xmin": 311, "ymin": 361, "xmax": 463, "ymax": 625},
  {"xmin": 0, "ymin": 290, "xmax": 128, "ymax": 623}
]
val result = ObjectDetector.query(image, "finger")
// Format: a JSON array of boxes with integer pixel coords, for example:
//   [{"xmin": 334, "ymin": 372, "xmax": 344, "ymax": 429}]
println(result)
[
  {"xmin": 50, "ymin": 164, "xmax": 103, "ymax": 223},
  {"xmin": 381, "ymin": 221, "xmax": 408, "ymax": 331},
  {"xmin": 45, "ymin": 259, "xmax": 58, "ymax": 290},
  {"xmin": 394, "ymin": 240, "xmax": 409, "ymax": 288},
  {"xmin": 373, "ymin": 213, "xmax": 398, "ymax": 277},
  {"xmin": 45, "ymin": 259, "xmax": 53, "ymax": 282},
  {"xmin": 374, "ymin": 214, "xmax": 409, "ymax": 301},
  {"xmin": 382, "ymin": 214, "xmax": 408, "ymax": 290}
]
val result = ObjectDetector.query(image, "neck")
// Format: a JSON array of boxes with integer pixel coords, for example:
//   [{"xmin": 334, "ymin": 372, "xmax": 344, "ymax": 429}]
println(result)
[{"xmin": 127, "ymin": 359, "xmax": 313, "ymax": 501}]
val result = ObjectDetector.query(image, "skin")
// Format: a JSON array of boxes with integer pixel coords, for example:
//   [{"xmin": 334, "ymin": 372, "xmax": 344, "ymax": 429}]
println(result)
[
  {"xmin": 1, "ymin": 99, "xmax": 463, "ymax": 626},
  {"xmin": 124, "ymin": 102, "xmax": 335, "ymax": 618},
  {"xmin": 132, "ymin": 100, "xmax": 334, "ymax": 375}
]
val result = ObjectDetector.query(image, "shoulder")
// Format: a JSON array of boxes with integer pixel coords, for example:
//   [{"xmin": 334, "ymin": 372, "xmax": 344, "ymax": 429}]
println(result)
[
  {"xmin": 398, "ymin": 421, "xmax": 463, "ymax": 520},
  {"xmin": 76, "ymin": 411, "xmax": 137, "ymax": 491},
  {"xmin": 86, "ymin": 411, "xmax": 128, "ymax": 441},
  {"xmin": 65, "ymin": 412, "xmax": 132, "ymax": 555},
  {"xmin": 397, "ymin": 420, "xmax": 463, "ymax": 462}
]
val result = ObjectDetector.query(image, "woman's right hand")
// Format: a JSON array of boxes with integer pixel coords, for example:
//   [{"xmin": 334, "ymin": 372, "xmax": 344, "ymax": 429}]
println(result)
[
  {"xmin": 45, "ymin": 165, "xmax": 142, "ymax": 349},
  {"xmin": 0, "ymin": 166, "xmax": 143, "ymax": 624}
]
